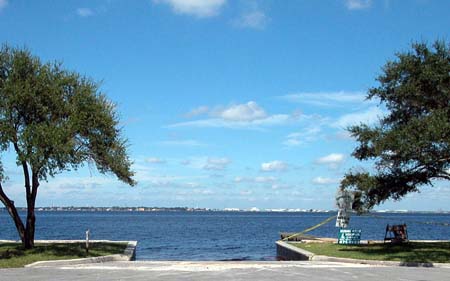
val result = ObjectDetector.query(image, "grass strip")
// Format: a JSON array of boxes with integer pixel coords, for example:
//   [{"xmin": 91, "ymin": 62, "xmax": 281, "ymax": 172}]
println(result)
[
  {"xmin": 0, "ymin": 242, "xmax": 127, "ymax": 268},
  {"xmin": 292, "ymin": 242, "xmax": 450, "ymax": 263}
]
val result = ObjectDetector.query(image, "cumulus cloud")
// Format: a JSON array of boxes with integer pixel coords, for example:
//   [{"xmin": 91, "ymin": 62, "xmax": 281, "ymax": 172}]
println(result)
[
  {"xmin": 153, "ymin": 0, "xmax": 226, "ymax": 18},
  {"xmin": 261, "ymin": 160, "xmax": 288, "ymax": 172},
  {"xmin": 76, "ymin": 8, "xmax": 94, "ymax": 17},
  {"xmin": 146, "ymin": 157, "xmax": 166, "ymax": 164},
  {"xmin": 312, "ymin": 177, "xmax": 340, "ymax": 185},
  {"xmin": 183, "ymin": 101, "xmax": 268, "ymax": 121},
  {"xmin": 333, "ymin": 106, "xmax": 384, "ymax": 128},
  {"xmin": 216, "ymin": 101, "xmax": 267, "ymax": 121},
  {"xmin": 169, "ymin": 101, "xmax": 300, "ymax": 129},
  {"xmin": 279, "ymin": 91, "xmax": 367, "ymax": 107},
  {"xmin": 345, "ymin": 0, "xmax": 372, "ymax": 10},
  {"xmin": 315, "ymin": 153, "xmax": 345, "ymax": 169},
  {"xmin": 203, "ymin": 157, "xmax": 231, "ymax": 170}
]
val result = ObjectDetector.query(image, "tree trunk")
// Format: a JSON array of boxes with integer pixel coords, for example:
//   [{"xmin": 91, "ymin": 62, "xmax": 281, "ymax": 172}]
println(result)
[
  {"xmin": 8, "ymin": 144, "xmax": 40, "ymax": 249},
  {"xmin": 23, "ymin": 172, "xmax": 40, "ymax": 249},
  {"xmin": 0, "ymin": 182, "xmax": 26, "ymax": 244},
  {"xmin": 0, "ymin": 171, "xmax": 39, "ymax": 249},
  {"xmin": 24, "ymin": 204, "xmax": 36, "ymax": 249}
]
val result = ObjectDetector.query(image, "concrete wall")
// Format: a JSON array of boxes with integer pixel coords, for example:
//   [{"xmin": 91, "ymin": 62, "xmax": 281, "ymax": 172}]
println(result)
[
  {"xmin": 22, "ymin": 240, "xmax": 138, "ymax": 268},
  {"xmin": 276, "ymin": 241, "xmax": 314, "ymax": 261}
]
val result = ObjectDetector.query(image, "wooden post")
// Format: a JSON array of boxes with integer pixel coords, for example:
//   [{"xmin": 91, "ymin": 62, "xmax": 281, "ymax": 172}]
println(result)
[{"xmin": 85, "ymin": 229, "xmax": 90, "ymax": 254}]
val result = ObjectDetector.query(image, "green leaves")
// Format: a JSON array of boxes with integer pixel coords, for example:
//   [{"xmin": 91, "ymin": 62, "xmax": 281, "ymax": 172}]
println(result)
[
  {"xmin": 341, "ymin": 40, "xmax": 450, "ymax": 212},
  {"xmin": 0, "ymin": 45, "xmax": 135, "ymax": 185}
]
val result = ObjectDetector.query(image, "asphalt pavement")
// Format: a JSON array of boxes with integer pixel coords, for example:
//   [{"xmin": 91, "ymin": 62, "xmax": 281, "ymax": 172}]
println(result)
[{"xmin": 1, "ymin": 261, "xmax": 450, "ymax": 281}]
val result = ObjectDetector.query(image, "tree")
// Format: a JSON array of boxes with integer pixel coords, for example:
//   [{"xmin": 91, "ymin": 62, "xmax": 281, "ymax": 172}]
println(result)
[
  {"xmin": 340, "ymin": 41, "xmax": 450, "ymax": 213},
  {"xmin": 0, "ymin": 45, "xmax": 136, "ymax": 248}
]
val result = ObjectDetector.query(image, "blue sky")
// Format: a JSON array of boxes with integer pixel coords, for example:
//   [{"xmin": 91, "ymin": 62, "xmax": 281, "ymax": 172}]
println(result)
[{"xmin": 0, "ymin": 0, "xmax": 449, "ymax": 210}]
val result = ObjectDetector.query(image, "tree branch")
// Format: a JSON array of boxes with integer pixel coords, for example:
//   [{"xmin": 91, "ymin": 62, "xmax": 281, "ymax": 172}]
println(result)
[
  {"xmin": 13, "ymin": 142, "xmax": 31, "ymax": 198},
  {"xmin": 435, "ymin": 174, "xmax": 450, "ymax": 181},
  {"xmin": 0, "ymin": 182, "xmax": 25, "ymax": 242},
  {"xmin": 31, "ymin": 170, "xmax": 39, "ymax": 201}
]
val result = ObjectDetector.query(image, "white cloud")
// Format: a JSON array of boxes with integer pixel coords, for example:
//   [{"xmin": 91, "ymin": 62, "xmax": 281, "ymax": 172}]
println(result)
[
  {"xmin": 271, "ymin": 183, "xmax": 293, "ymax": 190},
  {"xmin": 333, "ymin": 106, "xmax": 384, "ymax": 128},
  {"xmin": 153, "ymin": 0, "xmax": 226, "ymax": 18},
  {"xmin": 0, "ymin": 0, "xmax": 7, "ymax": 10},
  {"xmin": 234, "ymin": 176, "xmax": 277, "ymax": 183},
  {"xmin": 254, "ymin": 176, "xmax": 276, "ymax": 183},
  {"xmin": 233, "ymin": 10, "xmax": 268, "ymax": 29},
  {"xmin": 185, "ymin": 106, "xmax": 209, "ymax": 118},
  {"xmin": 146, "ymin": 157, "xmax": 166, "ymax": 164},
  {"xmin": 76, "ymin": 8, "xmax": 94, "ymax": 17},
  {"xmin": 175, "ymin": 187, "xmax": 213, "ymax": 196},
  {"xmin": 203, "ymin": 157, "xmax": 231, "ymax": 170},
  {"xmin": 169, "ymin": 114, "xmax": 291, "ymax": 129},
  {"xmin": 146, "ymin": 178, "xmax": 173, "ymax": 187},
  {"xmin": 312, "ymin": 177, "xmax": 340, "ymax": 185},
  {"xmin": 214, "ymin": 101, "xmax": 267, "ymax": 121},
  {"xmin": 334, "ymin": 130, "xmax": 354, "ymax": 141},
  {"xmin": 279, "ymin": 91, "xmax": 367, "ymax": 107},
  {"xmin": 345, "ymin": 0, "xmax": 372, "ymax": 10},
  {"xmin": 184, "ymin": 182, "xmax": 202, "ymax": 188},
  {"xmin": 170, "ymin": 101, "xmax": 300, "ymax": 129},
  {"xmin": 45, "ymin": 176, "xmax": 117, "ymax": 191},
  {"xmin": 283, "ymin": 127, "xmax": 321, "ymax": 147},
  {"xmin": 194, "ymin": 189, "xmax": 215, "ymax": 195},
  {"xmin": 234, "ymin": 176, "xmax": 246, "ymax": 183},
  {"xmin": 133, "ymin": 166, "xmax": 208, "ymax": 188},
  {"xmin": 178, "ymin": 157, "xmax": 209, "ymax": 169},
  {"xmin": 315, "ymin": 153, "xmax": 345, "ymax": 169},
  {"xmin": 261, "ymin": 160, "xmax": 288, "ymax": 172}
]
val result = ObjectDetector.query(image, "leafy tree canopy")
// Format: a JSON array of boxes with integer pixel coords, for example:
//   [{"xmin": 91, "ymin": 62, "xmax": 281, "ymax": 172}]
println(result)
[
  {"xmin": 0, "ymin": 45, "xmax": 135, "ymax": 248},
  {"xmin": 0, "ymin": 45, "xmax": 135, "ymax": 185},
  {"xmin": 340, "ymin": 41, "xmax": 450, "ymax": 212}
]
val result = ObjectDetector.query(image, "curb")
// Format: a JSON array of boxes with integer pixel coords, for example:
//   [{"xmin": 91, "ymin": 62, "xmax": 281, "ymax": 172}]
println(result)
[
  {"xmin": 24, "ymin": 240, "xmax": 137, "ymax": 268},
  {"xmin": 276, "ymin": 240, "xmax": 450, "ymax": 268},
  {"xmin": 311, "ymin": 255, "xmax": 450, "ymax": 268}
]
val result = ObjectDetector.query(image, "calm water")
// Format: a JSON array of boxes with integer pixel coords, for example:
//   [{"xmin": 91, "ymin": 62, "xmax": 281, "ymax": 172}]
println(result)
[{"xmin": 1, "ymin": 211, "xmax": 449, "ymax": 260}]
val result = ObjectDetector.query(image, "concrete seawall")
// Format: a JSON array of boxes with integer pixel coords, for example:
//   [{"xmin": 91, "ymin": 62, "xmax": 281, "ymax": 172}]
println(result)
[
  {"xmin": 276, "ymin": 240, "xmax": 450, "ymax": 267},
  {"xmin": 14, "ymin": 240, "xmax": 138, "ymax": 268},
  {"xmin": 276, "ymin": 241, "xmax": 314, "ymax": 260}
]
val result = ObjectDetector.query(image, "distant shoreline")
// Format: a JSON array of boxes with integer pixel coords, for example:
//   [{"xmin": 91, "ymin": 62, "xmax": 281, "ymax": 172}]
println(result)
[{"xmin": 1, "ymin": 207, "xmax": 449, "ymax": 214}]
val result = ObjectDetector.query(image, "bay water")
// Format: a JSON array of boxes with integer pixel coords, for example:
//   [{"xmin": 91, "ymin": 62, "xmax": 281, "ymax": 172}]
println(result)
[{"xmin": 1, "ymin": 211, "xmax": 449, "ymax": 260}]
